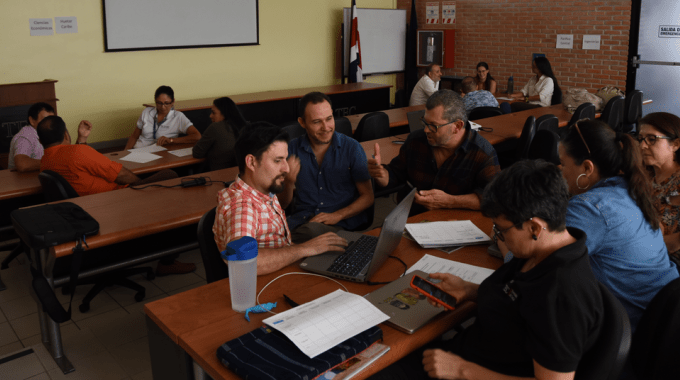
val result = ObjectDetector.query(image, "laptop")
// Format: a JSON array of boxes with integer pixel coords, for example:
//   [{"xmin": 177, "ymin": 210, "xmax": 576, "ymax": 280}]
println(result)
[
  {"xmin": 364, "ymin": 270, "xmax": 446, "ymax": 334},
  {"xmin": 299, "ymin": 187, "xmax": 417, "ymax": 282}
]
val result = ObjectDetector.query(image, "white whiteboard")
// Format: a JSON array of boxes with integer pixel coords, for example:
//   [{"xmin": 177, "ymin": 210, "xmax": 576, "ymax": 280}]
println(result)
[
  {"xmin": 103, "ymin": 0, "xmax": 259, "ymax": 52},
  {"xmin": 343, "ymin": 8, "xmax": 406, "ymax": 75}
]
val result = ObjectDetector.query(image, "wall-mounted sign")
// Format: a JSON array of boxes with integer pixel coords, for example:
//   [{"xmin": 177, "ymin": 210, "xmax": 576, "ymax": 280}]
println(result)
[
  {"xmin": 659, "ymin": 25, "xmax": 680, "ymax": 38},
  {"xmin": 426, "ymin": 2, "xmax": 439, "ymax": 24},
  {"xmin": 583, "ymin": 35, "xmax": 601, "ymax": 50},
  {"xmin": 55, "ymin": 17, "xmax": 78, "ymax": 34},
  {"xmin": 556, "ymin": 34, "xmax": 574, "ymax": 49},
  {"xmin": 29, "ymin": 18, "xmax": 53, "ymax": 36},
  {"xmin": 442, "ymin": 2, "xmax": 456, "ymax": 24}
]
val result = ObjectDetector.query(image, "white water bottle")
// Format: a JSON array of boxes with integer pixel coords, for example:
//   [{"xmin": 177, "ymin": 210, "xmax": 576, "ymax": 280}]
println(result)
[{"xmin": 223, "ymin": 236, "xmax": 258, "ymax": 312}]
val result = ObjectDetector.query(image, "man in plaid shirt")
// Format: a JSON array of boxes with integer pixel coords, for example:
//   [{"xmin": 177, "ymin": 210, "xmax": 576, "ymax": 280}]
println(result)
[
  {"xmin": 213, "ymin": 122, "xmax": 347, "ymax": 275},
  {"xmin": 368, "ymin": 90, "xmax": 501, "ymax": 216}
]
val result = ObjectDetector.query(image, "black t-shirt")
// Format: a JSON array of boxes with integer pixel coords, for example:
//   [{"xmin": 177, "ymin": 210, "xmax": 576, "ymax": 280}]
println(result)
[{"xmin": 448, "ymin": 227, "xmax": 603, "ymax": 377}]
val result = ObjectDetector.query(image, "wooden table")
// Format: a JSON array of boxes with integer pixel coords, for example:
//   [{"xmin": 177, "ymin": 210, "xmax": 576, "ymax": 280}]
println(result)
[
  {"xmin": 145, "ymin": 209, "xmax": 501, "ymax": 380},
  {"xmin": 346, "ymin": 104, "xmax": 425, "ymax": 131}
]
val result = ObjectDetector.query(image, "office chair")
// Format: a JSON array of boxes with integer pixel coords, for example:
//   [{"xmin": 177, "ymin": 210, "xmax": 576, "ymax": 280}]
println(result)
[
  {"xmin": 567, "ymin": 103, "xmax": 596, "ymax": 128},
  {"xmin": 535, "ymin": 114, "xmax": 559, "ymax": 135},
  {"xmin": 353, "ymin": 112, "xmax": 390, "ymax": 142},
  {"xmin": 515, "ymin": 116, "xmax": 537, "ymax": 161},
  {"xmin": 468, "ymin": 106, "xmax": 503, "ymax": 121},
  {"xmin": 334, "ymin": 116, "xmax": 353, "ymax": 138},
  {"xmin": 281, "ymin": 121, "xmax": 306, "ymax": 140},
  {"xmin": 622, "ymin": 90, "xmax": 643, "ymax": 134},
  {"xmin": 197, "ymin": 207, "xmax": 229, "ymax": 284},
  {"xmin": 627, "ymin": 278, "xmax": 680, "ymax": 379},
  {"xmin": 393, "ymin": 89, "xmax": 408, "ymax": 108},
  {"xmin": 38, "ymin": 170, "xmax": 153, "ymax": 312},
  {"xmin": 575, "ymin": 282, "xmax": 631, "ymax": 380},
  {"xmin": 407, "ymin": 109, "xmax": 426, "ymax": 133},
  {"xmin": 600, "ymin": 95, "xmax": 625, "ymax": 132},
  {"xmin": 527, "ymin": 130, "xmax": 560, "ymax": 165}
]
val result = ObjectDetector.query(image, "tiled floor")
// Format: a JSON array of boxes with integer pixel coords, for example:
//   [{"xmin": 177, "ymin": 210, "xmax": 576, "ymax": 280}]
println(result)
[{"xmin": 0, "ymin": 196, "xmax": 398, "ymax": 380}]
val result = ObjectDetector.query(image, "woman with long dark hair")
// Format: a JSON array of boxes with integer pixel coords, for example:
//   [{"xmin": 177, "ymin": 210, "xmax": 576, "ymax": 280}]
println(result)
[
  {"xmin": 474, "ymin": 62, "xmax": 497, "ymax": 94},
  {"xmin": 192, "ymin": 96, "xmax": 248, "ymax": 171},
  {"xmin": 508, "ymin": 57, "xmax": 562, "ymax": 112}
]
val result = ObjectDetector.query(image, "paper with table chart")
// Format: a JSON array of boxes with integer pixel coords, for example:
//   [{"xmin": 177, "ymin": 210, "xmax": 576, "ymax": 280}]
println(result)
[
  {"xmin": 127, "ymin": 144, "xmax": 167, "ymax": 153},
  {"xmin": 167, "ymin": 147, "xmax": 193, "ymax": 157},
  {"xmin": 407, "ymin": 254, "xmax": 495, "ymax": 284},
  {"xmin": 262, "ymin": 290, "xmax": 389, "ymax": 358},
  {"xmin": 405, "ymin": 220, "xmax": 491, "ymax": 248},
  {"xmin": 119, "ymin": 152, "xmax": 162, "ymax": 163}
]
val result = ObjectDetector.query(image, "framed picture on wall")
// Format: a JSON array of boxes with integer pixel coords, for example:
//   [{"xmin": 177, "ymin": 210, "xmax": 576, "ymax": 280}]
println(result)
[{"xmin": 417, "ymin": 30, "xmax": 443, "ymax": 66}]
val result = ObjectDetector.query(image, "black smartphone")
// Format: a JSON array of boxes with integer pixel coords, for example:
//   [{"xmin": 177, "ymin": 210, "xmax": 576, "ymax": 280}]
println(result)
[{"xmin": 410, "ymin": 275, "xmax": 457, "ymax": 310}]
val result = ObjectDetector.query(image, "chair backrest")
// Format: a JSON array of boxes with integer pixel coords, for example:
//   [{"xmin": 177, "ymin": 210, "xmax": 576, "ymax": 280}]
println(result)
[
  {"xmin": 575, "ymin": 282, "xmax": 631, "ymax": 380},
  {"xmin": 334, "ymin": 116, "xmax": 353, "ymax": 137},
  {"xmin": 600, "ymin": 95, "xmax": 625, "ymax": 132},
  {"xmin": 407, "ymin": 109, "xmax": 426, "ymax": 133},
  {"xmin": 468, "ymin": 106, "xmax": 503, "ymax": 121},
  {"xmin": 515, "ymin": 116, "xmax": 536, "ymax": 160},
  {"xmin": 535, "ymin": 114, "xmax": 560, "ymax": 135},
  {"xmin": 623, "ymin": 90, "xmax": 643, "ymax": 125},
  {"xmin": 567, "ymin": 102, "xmax": 596, "ymax": 127},
  {"xmin": 394, "ymin": 89, "xmax": 408, "ymax": 108},
  {"xmin": 281, "ymin": 121, "xmax": 306, "ymax": 140},
  {"xmin": 197, "ymin": 207, "xmax": 229, "ymax": 283},
  {"xmin": 38, "ymin": 170, "xmax": 80, "ymax": 201},
  {"xmin": 551, "ymin": 84, "xmax": 563, "ymax": 105},
  {"xmin": 629, "ymin": 277, "xmax": 680, "ymax": 379},
  {"xmin": 353, "ymin": 112, "xmax": 390, "ymax": 142},
  {"xmin": 527, "ymin": 130, "xmax": 560, "ymax": 165}
]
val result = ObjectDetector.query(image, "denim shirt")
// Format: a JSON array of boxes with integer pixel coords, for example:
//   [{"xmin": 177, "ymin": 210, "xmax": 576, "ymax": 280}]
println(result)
[
  {"xmin": 287, "ymin": 132, "xmax": 371, "ymax": 230},
  {"xmin": 565, "ymin": 176, "xmax": 679, "ymax": 331}
]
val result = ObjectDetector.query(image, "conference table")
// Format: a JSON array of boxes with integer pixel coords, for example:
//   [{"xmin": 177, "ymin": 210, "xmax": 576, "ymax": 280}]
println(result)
[{"xmin": 144, "ymin": 208, "xmax": 502, "ymax": 380}]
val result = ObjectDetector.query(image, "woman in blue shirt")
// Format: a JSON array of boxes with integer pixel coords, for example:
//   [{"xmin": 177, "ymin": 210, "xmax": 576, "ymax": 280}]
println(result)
[{"xmin": 558, "ymin": 119, "xmax": 679, "ymax": 331}]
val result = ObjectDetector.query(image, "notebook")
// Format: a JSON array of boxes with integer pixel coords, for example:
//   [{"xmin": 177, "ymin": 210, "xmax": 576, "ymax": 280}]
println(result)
[
  {"xmin": 364, "ymin": 270, "xmax": 446, "ymax": 334},
  {"xmin": 299, "ymin": 187, "xmax": 417, "ymax": 282}
]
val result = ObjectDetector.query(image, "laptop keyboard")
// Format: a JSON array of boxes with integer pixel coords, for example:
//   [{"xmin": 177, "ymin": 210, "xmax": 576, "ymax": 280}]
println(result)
[{"xmin": 327, "ymin": 235, "xmax": 378, "ymax": 277}]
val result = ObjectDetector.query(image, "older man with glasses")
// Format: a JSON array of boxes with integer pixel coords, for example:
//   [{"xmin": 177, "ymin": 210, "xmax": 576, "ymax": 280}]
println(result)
[{"xmin": 368, "ymin": 89, "xmax": 500, "ymax": 215}]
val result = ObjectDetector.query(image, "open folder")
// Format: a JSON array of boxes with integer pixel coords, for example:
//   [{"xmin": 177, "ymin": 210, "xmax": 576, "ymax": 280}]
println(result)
[{"xmin": 405, "ymin": 220, "xmax": 491, "ymax": 248}]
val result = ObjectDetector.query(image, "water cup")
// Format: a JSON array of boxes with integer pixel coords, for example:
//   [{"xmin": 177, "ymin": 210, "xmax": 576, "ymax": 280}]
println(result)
[{"xmin": 222, "ymin": 236, "xmax": 258, "ymax": 312}]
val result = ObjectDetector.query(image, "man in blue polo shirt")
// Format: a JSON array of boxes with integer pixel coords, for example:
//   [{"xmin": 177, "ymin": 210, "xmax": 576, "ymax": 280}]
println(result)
[{"xmin": 279, "ymin": 92, "xmax": 374, "ymax": 243}]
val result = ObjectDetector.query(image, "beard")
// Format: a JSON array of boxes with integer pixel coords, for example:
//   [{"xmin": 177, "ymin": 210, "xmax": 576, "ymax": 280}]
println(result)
[{"xmin": 268, "ymin": 175, "xmax": 286, "ymax": 194}]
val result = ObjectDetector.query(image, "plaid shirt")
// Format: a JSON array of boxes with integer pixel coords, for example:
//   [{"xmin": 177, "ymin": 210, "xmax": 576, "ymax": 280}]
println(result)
[
  {"xmin": 385, "ymin": 127, "xmax": 500, "ymax": 215},
  {"xmin": 213, "ymin": 176, "xmax": 291, "ymax": 253}
]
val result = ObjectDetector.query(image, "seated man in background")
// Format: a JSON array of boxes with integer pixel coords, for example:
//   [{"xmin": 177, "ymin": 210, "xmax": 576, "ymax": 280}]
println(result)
[
  {"xmin": 279, "ymin": 92, "xmax": 374, "ymax": 243},
  {"xmin": 461, "ymin": 76, "xmax": 499, "ymax": 116},
  {"xmin": 8, "ymin": 102, "xmax": 54, "ymax": 171},
  {"xmin": 409, "ymin": 64, "xmax": 442, "ymax": 106},
  {"xmin": 214, "ymin": 122, "xmax": 348, "ymax": 275},
  {"xmin": 369, "ymin": 90, "xmax": 500, "ymax": 215}
]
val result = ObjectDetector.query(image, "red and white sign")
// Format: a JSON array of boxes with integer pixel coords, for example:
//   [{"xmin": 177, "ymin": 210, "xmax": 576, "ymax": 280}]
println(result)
[
  {"xmin": 442, "ymin": 2, "xmax": 456, "ymax": 24},
  {"xmin": 426, "ymin": 2, "xmax": 439, "ymax": 24}
]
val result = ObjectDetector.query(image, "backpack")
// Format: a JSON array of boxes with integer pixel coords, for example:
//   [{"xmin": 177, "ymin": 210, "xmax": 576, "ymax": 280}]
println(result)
[
  {"xmin": 563, "ymin": 87, "xmax": 604, "ymax": 113},
  {"xmin": 596, "ymin": 86, "xmax": 625, "ymax": 107}
]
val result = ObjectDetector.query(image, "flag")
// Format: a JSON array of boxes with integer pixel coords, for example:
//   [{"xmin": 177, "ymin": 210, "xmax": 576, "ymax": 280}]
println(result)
[
  {"xmin": 349, "ymin": 0, "xmax": 363, "ymax": 83},
  {"xmin": 405, "ymin": 0, "xmax": 418, "ymax": 95}
]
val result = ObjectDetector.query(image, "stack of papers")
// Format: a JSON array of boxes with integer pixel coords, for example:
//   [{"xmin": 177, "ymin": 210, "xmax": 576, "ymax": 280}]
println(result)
[
  {"xmin": 405, "ymin": 220, "xmax": 491, "ymax": 248},
  {"xmin": 168, "ymin": 147, "xmax": 193, "ymax": 157},
  {"xmin": 127, "ymin": 145, "xmax": 167, "ymax": 153},
  {"xmin": 407, "ymin": 254, "xmax": 495, "ymax": 284},
  {"xmin": 120, "ymin": 152, "xmax": 162, "ymax": 163}
]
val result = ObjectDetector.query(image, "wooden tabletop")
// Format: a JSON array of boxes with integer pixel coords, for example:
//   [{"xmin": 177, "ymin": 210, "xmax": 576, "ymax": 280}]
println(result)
[
  {"xmin": 145, "ymin": 83, "xmax": 392, "ymax": 112},
  {"xmin": 144, "ymin": 209, "xmax": 501, "ymax": 380},
  {"xmin": 347, "ymin": 105, "xmax": 425, "ymax": 130}
]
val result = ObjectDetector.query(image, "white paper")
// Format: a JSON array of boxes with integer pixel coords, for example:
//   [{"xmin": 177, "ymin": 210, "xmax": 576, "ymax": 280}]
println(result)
[
  {"xmin": 406, "ymin": 221, "xmax": 491, "ymax": 248},
  {"xmin": 556, "ymin": 34, "xmax": 574, "ymax": 49},
  {"xmin": 442, "ymin": 2, "xmax": 456, "ymax": 24},
  {"xmin": 263, "ymin": 290, "xmax": 389, "ymax": 358},
  {"xmin": 127, "ymin": 145, "xmax": 167, "ymax": 153},
  {"xmin": 582, "ymin": 35, "xmax": 601, "ymax": 50},
  {"xmin": 407, "ymin": 254, "xmax": 495, "ymax": 284},
  {"xmin": 29, "ymin": 19, "xmax": 53, "ymax": 36},
  {"xmin": 120, "ymin": 152, "xmax": 162, "ymax": 163},
  {"xmin": 168, "ymin": 147, "xmax": 193, "ymax": 157},
  {"xmin": 426, "ymin": 2, "xmax": 439, "ymax": 24},
  {"xmin": 55, "ymin": 17, "xmax": 78, "ymax": 34},
  {"xmin": 469, "ymin": 121, "xmax": 483, "ymax": 130}
]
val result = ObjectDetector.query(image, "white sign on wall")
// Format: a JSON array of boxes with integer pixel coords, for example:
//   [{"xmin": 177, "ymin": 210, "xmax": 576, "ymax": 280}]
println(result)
[
  {"xmin": 29, "ymin": 18, "xmax": 53, "ymax": 36},
  {"xmin": 583, "ymin": 35, "xmax": 601, "ymax": 50},
  {"xmin": 556, "ymin": 34, "xmax": 574, "ymax": 49},
  {"xmin": 442, "ymin": 2, "xmax": 456, "ymax": 24},
  {"xmin": 426, "ymin": 2, "xmax": 439, "ymax": 24},
  {"xmin": 55, "ymin": 17, "xmax": 78, "ymax": 34}
]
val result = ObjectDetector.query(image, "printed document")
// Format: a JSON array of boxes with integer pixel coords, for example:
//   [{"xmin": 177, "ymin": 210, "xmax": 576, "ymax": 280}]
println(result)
[
  {"xmin": 127, "ymin": 145, "xmax": 167, "ymax": 153},
  {"xmin": 168, "ymin": 147, "xmax": 193, "ymax": 157},
  {"xmin": 407, "ymin": 254, "xmax": 495, "ymax": 284},
  {"xmin": 120, "ymin": 152, "xmax": 162, "ymax": 163},
  {"xmin": 405, "ymin": 220, "xmax": 491, "ymax": 248}
]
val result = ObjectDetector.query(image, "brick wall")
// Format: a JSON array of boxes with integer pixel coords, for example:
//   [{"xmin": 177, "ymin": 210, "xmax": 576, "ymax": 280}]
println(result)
[{"xmin": 397, "ymin": 0, "xmax": 631, "ymax": 93}]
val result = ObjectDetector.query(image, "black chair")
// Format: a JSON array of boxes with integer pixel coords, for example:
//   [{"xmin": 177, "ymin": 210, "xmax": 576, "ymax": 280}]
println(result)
[
  {"xmin": 38, "ymin": 170, "xmax": 153, "ymax": 312},
  {"xmin": 353, "ymin": 112, "xmax": 390, "ymax": 142},
  {"xmin": 468, "ymin": 106, "xmax": 503, "ymax": 121},
  {"xmin": 527, "ymin": 130, "xmax": 560, "ymax": 165},
  {"xmin": 535, "ymin": 114, "xmax": 559, "ymax": 135},
  {"xmin": 197, "ymin": 207, "xmax": 229, "ymax": 284},
  {"xmin": 393, "ymin": 89, "xmax": 408, "ymax": 108},
  {"xmin": 627, "ymin": 278, "xmax": 680, "ymax": 379},
  {"xmin": 551, "ymin": 85, "xmax": 563, "ymax": 105},
  {"xmin": 407, "ymin": 109, "xmax": 426, "ymax": 133},
  {"xmin": 281, "ymin": 121, "xmax": 306, "ymax": 140},
  {"xmin": 515, "ymin": 116, "xmax": 537, "ymax": 161},
  {"xmin": 575, "ymin": 282, "xmax": 631, "ymax": 380},
  {"xmin": 334, "ymin": 116, "xmax": 353, "ymax": 138},
  {"xmin": 622, "ymin": 90, "xmax": 643, "ymax": 133},
  {"xmin": 567, "ymin": 103, "xmax": 596, "ymax": 127},
  {"xmin": 600, "ymin": 95, "xmax": 625, "ymax": 132}
]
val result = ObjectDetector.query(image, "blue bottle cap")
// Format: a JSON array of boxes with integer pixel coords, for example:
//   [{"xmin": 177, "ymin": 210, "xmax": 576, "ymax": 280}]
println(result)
[{"xmin": 222, "ymin": 236, "xmax": 258, "ymax": 261}]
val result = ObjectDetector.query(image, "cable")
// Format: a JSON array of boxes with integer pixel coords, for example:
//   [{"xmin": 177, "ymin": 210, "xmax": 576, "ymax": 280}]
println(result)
[
  {"xmin": 366, "ymin": 255, "xmax": 408, "ymax": 285},
  {"xmin": 256, "ymin": 272, "xmax": 349, "ymax": 315}
]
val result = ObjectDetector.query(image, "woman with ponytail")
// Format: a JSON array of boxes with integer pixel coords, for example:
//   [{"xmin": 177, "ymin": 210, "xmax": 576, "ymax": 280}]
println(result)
[
  {"xmin": 192, "ymin": 96, "xmax": 248, "ymax": 171},
  {"xmin": 557, "ymin": 119, "xmax": 679, "ymax": 331}
]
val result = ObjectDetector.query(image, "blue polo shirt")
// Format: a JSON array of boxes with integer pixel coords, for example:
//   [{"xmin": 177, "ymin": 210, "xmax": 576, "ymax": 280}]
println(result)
[{"xmin": 287, "ymin": 132, "xmax": 371, "ymax": 230}]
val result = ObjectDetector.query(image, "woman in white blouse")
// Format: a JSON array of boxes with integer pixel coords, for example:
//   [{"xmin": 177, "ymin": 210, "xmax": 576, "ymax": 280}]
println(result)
[{"xmin": 508, "ymin": 57, "xmax": 562, "ymax": 112}]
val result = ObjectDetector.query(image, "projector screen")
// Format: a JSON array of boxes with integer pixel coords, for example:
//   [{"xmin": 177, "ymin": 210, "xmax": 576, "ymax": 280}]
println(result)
[{"xmin": 103, "ymin": 0, "xmax": 259, "ymax": 52}]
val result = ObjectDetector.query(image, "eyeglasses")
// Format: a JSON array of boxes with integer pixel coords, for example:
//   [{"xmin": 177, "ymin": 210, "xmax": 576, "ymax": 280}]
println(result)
[
  {"xmin": 636, "ymin": 134, "xmax": 674, "ymax": 146},
  {"xmin": 492, "ymin": 224, "xmax": 514, "ymax": 242},
  {"xmin": 572, "ymin": 119, "xmax": 591, "ymax": 157},
  {"xmin": 155, "ymin": 101, "xmax": 173, "ymax": 107},
  {"xmin": 420, "ymin": 117, "xmax": 456, "ymax": 132}
]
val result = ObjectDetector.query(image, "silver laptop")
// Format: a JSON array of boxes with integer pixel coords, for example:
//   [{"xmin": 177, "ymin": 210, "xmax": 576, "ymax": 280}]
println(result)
[
  {"xmin": 364, "ymin": 270, "xmax": 445, "ymax": 334},
  {"xmin": 299, "ymin": 188, "xmax": 417, "ymax": 282}
]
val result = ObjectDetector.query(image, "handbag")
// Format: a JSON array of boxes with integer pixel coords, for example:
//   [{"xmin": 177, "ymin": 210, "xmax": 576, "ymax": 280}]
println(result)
[
  {"xmin": 596, "ymin": 86, "xmax": 625, "ymax": 106},
  {"xmin": 563, "ymin": 87, "xmax": 604, "ymax": 112}
]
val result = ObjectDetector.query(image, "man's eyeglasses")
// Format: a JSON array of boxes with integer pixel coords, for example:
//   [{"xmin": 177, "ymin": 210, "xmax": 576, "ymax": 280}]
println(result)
[
  {"xmin": 420, "ymin": 117, "xmax": 456, "ymax": 133},
  {"xmin": 636, "ymin": 134, "xmax": 674, "ymax": 146},
  {"xmin": 492, "ymin": 224, "xmax": 514, "ymax": 242}
]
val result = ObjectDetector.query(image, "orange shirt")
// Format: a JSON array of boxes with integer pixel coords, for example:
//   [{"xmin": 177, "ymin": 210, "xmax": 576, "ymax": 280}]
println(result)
[{"xmin": 41, "ymin": 144, "xmax": 126, "ymax": 196}]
